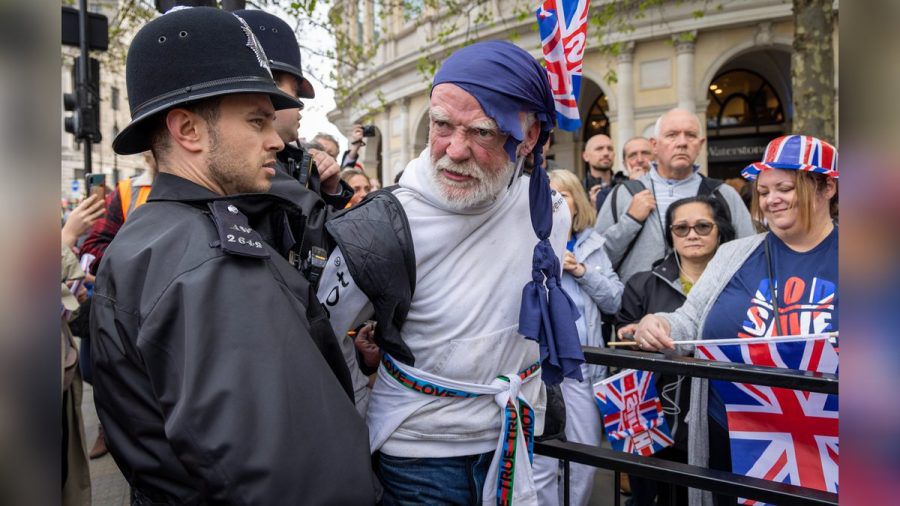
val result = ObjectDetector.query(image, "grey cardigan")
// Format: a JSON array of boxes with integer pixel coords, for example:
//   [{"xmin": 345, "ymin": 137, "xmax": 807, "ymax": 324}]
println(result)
[{"xmin": 656, "ymin": 232, "xmax": 767, "ymax": 506}]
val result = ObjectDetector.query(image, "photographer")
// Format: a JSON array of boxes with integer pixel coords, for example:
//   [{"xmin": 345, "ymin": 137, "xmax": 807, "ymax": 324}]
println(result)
[{"xmin": 340, "ymin": 123, "xmax": 375, "ymax": 169}]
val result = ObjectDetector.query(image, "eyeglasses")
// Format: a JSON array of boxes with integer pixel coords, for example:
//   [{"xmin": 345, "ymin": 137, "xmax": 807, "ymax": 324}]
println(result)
[{"xmin": 670, "ymin": 221, "xmax": 716, "ymax": 237}]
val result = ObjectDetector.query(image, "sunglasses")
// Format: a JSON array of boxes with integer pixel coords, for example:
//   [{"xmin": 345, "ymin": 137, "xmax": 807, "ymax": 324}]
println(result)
[{"xmin": 670, "ymin": 221, "xmax": 716, "ymax": 238}]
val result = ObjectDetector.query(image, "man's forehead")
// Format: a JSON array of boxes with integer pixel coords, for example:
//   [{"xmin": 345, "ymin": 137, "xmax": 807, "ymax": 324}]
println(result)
[
  {"xmin": 430, "ymin": 84, "xmax": 495, "ymax": 123},
  {"xmin": 430, "ymin": 104, "xmax": 497, "ymax": 124},
  {"xmin": 625, "ymin": 138, "xmax": 652, "ymax": 152},
  {"xmin": 222, "ymin": 93, "xmax": 275, "ymax": 112},
  {"xmin": 660, "ymin": 112, "xmax": 700, "ymax": 133},
  {"xmin": 587, "ymin": 135, "xmax": 612, "ymax": 148}
]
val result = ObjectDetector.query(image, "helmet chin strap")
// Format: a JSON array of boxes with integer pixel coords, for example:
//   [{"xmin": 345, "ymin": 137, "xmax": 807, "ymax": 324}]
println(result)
[{"xmin": 506, "ymin": 154, "xmax": 527, "ymax": 189}]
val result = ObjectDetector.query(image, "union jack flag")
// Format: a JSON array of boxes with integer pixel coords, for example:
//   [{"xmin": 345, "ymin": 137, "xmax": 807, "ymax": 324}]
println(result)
[
  {"xmin": 697, "ymin": 337, "xmax": 839, "ymax": 505},
  {"xmin": 536, "ymin": 0, "xmax": 590, "ymax": 131},
  {"xmin": 593, "ymin": 369, "xmax": 673, "ymax": 456}
]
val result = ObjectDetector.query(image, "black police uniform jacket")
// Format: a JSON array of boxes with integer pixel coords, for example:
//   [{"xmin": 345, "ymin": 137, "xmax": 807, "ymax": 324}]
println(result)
[{"xmin": 90, "ymin": 173, "xmax": 376, "ymax": 505}]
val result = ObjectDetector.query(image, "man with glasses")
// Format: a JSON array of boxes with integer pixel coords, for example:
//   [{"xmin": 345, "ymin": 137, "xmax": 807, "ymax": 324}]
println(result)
[{"xmin": 595, "ymin": 108, "xmax": 754, "ymax": 282}]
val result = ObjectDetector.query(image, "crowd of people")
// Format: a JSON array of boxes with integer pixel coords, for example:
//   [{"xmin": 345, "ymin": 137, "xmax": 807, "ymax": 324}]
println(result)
[{"xmin": 58, "ymin": 5, "xmax": 839, "ymax": 506}]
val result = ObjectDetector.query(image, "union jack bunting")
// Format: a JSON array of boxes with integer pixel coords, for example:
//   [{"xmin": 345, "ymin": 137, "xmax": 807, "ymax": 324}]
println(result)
[
  {"xmin": 593, "ymin": 369, "xmax": 673, "ymax": 456},
  {"xmin": 536, "ymin": 0, "xmax": 590, "ymax": 131},
  {"xmin": 697, "ymin": 337, "xmax": 839, "ymax": 505}
]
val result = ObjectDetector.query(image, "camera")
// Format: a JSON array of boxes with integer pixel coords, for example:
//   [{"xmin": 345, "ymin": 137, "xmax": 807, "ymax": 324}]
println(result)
[{"xmin": 361, "ymin": 125, "xmax": 376, "ymax": 138}]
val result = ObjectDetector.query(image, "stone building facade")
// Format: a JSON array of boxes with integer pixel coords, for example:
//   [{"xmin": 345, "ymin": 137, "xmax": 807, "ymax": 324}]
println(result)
[{"xmin": 61, "ymin": 0, "xmax": 145, "ymax": 201}]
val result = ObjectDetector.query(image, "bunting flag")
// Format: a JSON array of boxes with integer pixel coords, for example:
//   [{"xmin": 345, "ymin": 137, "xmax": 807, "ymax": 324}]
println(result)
[
  {"xmin": 593, "ymin": 369, "xmax": 673, "ymax": 456},
  {"xmin": 536, "ymin": 0, "xmax": 590, "ymax": 131},
  {"xmin": 697, "ymin": 336, "xmax": 839, "ymax": 504}
]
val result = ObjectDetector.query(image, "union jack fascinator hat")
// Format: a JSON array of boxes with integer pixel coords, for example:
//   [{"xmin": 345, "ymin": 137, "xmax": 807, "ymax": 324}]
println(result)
[{"xmin": 741, "ymin": 135, "xmax": 839, "ymax": 181}]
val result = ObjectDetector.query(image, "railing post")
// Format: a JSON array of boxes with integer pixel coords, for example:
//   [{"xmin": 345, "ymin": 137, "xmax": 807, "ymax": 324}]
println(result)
[
  {"xmin": 563, "ymin": 459, "xmax": 570, "ymax": 506},
  {"xmin": 613, "ymin": 470, "xmax": 621, "ymax": 506}
]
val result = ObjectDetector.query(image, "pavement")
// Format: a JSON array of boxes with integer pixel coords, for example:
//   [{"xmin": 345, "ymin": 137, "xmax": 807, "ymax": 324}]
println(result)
[
  {"xmin": 82, "ymin": 383, "xmax": 130, "ymax": 506},
  {"xmin": 82, "ymin": 381, "xmax": 626, "ymax": 506}
]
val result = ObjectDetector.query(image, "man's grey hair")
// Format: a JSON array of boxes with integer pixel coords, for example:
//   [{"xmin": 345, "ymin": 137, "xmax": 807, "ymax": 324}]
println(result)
[
  {"xmin": 312, "ymin": 132, "xmax": 339, "ymax": 146},
  {"xmin": 521, "ymin": 112, "xmax": 537, "ymax": 134},
  {"xmin": 653, "ymin": 108, "xmax": 701, "ymax": 138},
  {"xmin": 622, "ymin": 136, "xmax": 651, "ymax": 160}
]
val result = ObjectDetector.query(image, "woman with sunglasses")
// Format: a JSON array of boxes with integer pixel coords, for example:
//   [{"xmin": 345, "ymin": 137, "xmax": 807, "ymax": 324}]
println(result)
[
  {"xmin": 633, "ymin": 135, "xmax": 838, "ymax": 506},
  {"xmin": 615, "ymin": 195, "xmax": 735, "ymax": 506}
]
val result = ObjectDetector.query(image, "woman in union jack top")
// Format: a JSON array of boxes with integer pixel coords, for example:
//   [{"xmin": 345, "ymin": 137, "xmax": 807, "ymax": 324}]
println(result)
[{"xmin": 633, "ymin": 134, "xmax": 839, "ymax": 506}]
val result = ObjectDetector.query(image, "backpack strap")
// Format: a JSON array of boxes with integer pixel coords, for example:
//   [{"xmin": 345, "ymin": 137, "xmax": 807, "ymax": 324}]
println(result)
[
  {"xmin": 611, "ymin": 179, "xmax": 646, "ymax": 225},
  {"xmin": 697, "ymin": 175, "xmax": 732, "ymax": 224}
]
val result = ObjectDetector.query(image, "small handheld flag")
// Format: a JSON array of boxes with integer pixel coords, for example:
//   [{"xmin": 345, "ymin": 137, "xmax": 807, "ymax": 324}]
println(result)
[{"xmin": 593, "ymin": 369, "xmax": 673, "ymax": 456}]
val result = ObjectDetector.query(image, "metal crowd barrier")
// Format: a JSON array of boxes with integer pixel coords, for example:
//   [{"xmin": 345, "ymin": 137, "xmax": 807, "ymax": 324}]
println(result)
[{"xmin": 533, "ymin": 346, "xmax": 839, "ymax": 506}]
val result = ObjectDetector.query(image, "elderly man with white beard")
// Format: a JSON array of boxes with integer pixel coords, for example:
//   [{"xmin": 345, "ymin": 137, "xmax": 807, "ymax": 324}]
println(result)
[{"xmin": 316, "ymin": 40, "xmax": 585, "ymax": 505}]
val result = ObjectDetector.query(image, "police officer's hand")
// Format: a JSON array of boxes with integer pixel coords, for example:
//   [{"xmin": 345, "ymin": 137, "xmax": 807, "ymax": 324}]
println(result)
[
  {"xmin": 62, "ymin": 194, "xmax": 105, "ymax": 248},
  {"xmin": 309, "ymin": 148, "xmax": 341, "ymax": 195},
  {"xmin": 626, "ymin": 189, "xmax": 656, "ymax": 223}
]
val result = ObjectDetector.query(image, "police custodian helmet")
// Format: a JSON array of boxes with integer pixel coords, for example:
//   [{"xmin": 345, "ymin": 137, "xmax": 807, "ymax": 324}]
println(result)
[
  {"xmin": 112, "ymin": 7, "xmax": 302, "ymax": 155},
  {"xmin": 234, "ymin": 9, "xmax": 316, "ymax": 99}
]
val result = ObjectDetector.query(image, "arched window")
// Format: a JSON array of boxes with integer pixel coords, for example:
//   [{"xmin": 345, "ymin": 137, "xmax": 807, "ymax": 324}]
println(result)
[
  {"xmin": 706, "ymin": 70, "xmax": 784, "ymax": 135},
  {"xmin": 582, "ymin": 94, "xmax": 609, "ymax": 143}
]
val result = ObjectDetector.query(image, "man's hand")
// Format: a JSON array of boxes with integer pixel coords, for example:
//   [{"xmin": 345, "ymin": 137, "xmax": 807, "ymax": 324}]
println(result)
[
  {"xmin": 562, "ymin": 251, "xmax": 586, "ymax": 278},
  {"xmin": 62, "ymin": 194, "xmax": 105, "ymax": 248},
  {"xmin": 348, "ymin": 124, "xmax": 365, "ymax": 155},
  {"xmin": 588, "ymin": 184, "xmax": 602, "ymax": 207},
  {"xmin": 353, "ymin": 322, "xmax": 381, "ymax": 369},
  {"xmin": 633, "ymin": 314, "xmax": 675, "ymax": 351},
  {"xmin": 309, "ymin": 148, "xmax": 341, "ymax": 195},
  {"xmin": 626, "ymin": 189, "xmax": 656, "ymax": 223}
]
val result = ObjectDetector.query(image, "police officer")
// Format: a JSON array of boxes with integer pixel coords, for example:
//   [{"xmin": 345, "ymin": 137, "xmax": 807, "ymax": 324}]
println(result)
[
  {"xmin": 235, "ymin": 9, "xmax": 351, "ymax": 201},
  {"xmin": 89, "ymin": 8, "xmax": 375, "ymax": 504}
]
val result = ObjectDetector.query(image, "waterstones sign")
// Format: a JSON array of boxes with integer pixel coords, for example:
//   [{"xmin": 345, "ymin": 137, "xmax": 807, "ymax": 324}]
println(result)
[{"xmin": 708, "ymin": 136, "xmax": 776, "ymax": 163}]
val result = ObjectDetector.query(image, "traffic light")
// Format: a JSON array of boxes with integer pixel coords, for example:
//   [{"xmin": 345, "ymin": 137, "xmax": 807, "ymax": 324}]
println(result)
[
  {"xmin": 63, "ymin": 55, "xmax": 102, "ymax": 142},
  {"xmin": 63, "ymin": 89, "xmax": 81, "ymax": 137}
]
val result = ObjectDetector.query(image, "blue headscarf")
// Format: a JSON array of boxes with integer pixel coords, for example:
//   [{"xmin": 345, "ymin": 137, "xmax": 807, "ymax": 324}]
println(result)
[{"xmin": 432, "ymin": 40, "xmax": 584, "ymax": 385}]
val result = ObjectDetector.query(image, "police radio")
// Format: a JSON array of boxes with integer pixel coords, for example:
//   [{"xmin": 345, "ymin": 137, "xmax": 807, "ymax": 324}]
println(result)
[{"xmin": 288, "ymin": 143, "xmax": 318, "ymax": 188}]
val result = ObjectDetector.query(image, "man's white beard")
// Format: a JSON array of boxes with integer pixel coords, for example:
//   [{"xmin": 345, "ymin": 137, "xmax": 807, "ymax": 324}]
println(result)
[{"xmin": 428, "ymin": 154, "xmax": 516, "ymax": 211}]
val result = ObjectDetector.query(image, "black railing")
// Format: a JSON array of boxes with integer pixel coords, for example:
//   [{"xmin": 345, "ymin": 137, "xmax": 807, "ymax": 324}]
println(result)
[
  {"xmin": 533, "ymin": 346, "xmax": 839, "ymax": 506},
  {"xmin": 584, "ymin": 347, "xmax": 839, "ymax": 395}
]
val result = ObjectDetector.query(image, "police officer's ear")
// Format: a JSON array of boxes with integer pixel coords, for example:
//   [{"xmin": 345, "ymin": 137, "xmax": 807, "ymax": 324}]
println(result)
[{"xmin": 165, "ymin": 108, "xmax": 208, "ymax": 154}]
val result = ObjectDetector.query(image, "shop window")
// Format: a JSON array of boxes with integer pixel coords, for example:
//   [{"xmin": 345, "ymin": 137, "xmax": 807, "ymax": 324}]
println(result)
[
  {"xmin": 706, "ymin": 70, "xmax": 784, "ymax": 134},
  {"xmin": 582, "ymin": 94, "xmax": 609, "ymax": 142}
]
